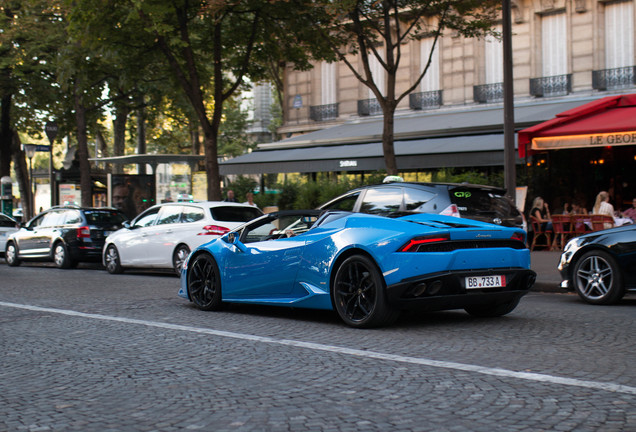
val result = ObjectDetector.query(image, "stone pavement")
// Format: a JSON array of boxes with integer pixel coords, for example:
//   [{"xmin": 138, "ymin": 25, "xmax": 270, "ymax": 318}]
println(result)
[{"xmin": 530, "ymin": 250, "xmax": 564, "ymax": 293}]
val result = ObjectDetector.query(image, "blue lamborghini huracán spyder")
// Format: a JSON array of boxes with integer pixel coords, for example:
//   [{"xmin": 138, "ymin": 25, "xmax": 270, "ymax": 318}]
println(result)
[{"xmin": 179, "ymin": 210, "xmax": 536, "ymax": 328}]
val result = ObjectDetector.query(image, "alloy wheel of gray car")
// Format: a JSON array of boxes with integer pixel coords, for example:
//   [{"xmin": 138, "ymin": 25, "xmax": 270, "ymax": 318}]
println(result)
[
  {"xmin": 104, "ymin": 244, "xmax": 124, "ymax": 274},
  {"xmin": 53, "ymin": 242, "xmax": 73, "ymax": 269},
  {"xmin": 187, "ymin": 253, "xmax": 222, "ymax": 311},
  {"xmin": 573, "ymin": 250, "xmax": 624, "ymax": 305},
  {"xmin": 332, "ymin": 255, "xmax": 398, "ymax": 328},
  {"xmin": 5, "ymin": 242, "xmax": 20, "ymax": 267},
  {"xmin": 173, "ymin": 244, "xmax": 191, "ymax": 275}
]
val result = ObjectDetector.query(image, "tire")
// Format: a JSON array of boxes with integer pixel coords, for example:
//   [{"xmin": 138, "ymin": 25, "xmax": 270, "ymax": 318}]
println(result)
[
  {"xmin": 572, "ymin": 250, "xmax": 624, "ymax": 305},
  {"xmin": 332, "ymin": 254, "xmax": 398, "ymax": 328},
  {"xmin": 173, "ymin": 244, "xmax": 191, "ymax": 275},
  {"xmin": 5, "ymin": 242, "xmax": 21, "ymax": 267},
  {"xmin": 104, "ymin": 244, "xmax": 124, "ymax": 274},
  {"xmin": 465, "ymin": 298, "xmax": 520, "ymax": 317},
  {"xmin": 53, "ymin": 242, "xmax": 74, "ymax": 269},
  {"xmin": 187, "ymin": 253, "xmax": 222, "ymax": 311}
]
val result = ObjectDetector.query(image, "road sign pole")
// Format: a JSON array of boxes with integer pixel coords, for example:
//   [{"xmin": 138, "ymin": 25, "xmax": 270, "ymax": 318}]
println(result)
[{"xmin": 45, "ymin": 122, "xmax": 59, "ymax": 207}]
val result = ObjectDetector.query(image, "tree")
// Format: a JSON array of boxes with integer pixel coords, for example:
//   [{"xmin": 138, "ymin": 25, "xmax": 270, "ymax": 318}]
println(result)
[{"xmin": 314, "ymin": 0, "xmax": 500, "ymax": 175}]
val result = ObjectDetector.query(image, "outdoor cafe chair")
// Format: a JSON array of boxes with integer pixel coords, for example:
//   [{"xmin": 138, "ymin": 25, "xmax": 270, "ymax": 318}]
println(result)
[
  {"xmin": 530, "ymin": 216, "xmax": 552, "ymax": 251},
  {"xmin": 570, "ymin": 214, "xmax": 589, "ymax": 236},
  {"xmin": 551, "ymin": 214, "xmax": 574, "ymax": 250},
  {"xmin": 590, "ymin": 214, "xmax": 614, "ymax": 231}
]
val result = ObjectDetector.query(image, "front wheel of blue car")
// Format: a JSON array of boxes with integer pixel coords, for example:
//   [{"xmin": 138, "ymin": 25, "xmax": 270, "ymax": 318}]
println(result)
[
  {"xmin": 333, "ymin": 255, "xmax": 398, "ymax": 328},
  {"xmin": 187, "ymin": 253, "xmax": 222, "ymax": 311}
]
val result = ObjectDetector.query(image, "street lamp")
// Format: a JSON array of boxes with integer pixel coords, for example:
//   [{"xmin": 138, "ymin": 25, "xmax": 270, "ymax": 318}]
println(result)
[{"xmin": 23, "ymin": 144, "xmax": 37, "ymax": 218}]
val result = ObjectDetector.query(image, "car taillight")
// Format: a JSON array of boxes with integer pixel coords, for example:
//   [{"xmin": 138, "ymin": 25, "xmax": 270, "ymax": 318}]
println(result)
[
  {"xmin": 511, "ymin": 231, "xmax": 525, "ymax": 242},
  {"xmin": 77, "ymin": 226, "xmax": 91, "ymax": 239},
  {"xmin": 398, "ymin": 233, "xmax": 450, "ymax": 252},
  {"xmin": 199, "ymin": 225, "xmax": 230, "ymax": 236},
  {"xmin": 440, "ymin": 204, "xmax": 460, "ymax": 218}
]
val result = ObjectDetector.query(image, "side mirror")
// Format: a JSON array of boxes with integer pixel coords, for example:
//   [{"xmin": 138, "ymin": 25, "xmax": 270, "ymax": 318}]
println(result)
[
  {"xmin": 223, "ymin": 231, "xmax": 247, "ymax": 252},
  {"xmin": 123, "ymin": 221, "xmax": 131, "ymax": 229}
]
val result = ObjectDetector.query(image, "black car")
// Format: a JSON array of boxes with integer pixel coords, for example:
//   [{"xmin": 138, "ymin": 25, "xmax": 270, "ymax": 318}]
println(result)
[
  {"xmin": 5, "ymin": 206, "xmax": 127, "ymax": 269},
  {"xmin": 558, "ymin": 224, "xmax": 636, "ymax": 304},
  {"xmin": 319, "ymin": 178, "xmax": 526, "ymax": 230}
]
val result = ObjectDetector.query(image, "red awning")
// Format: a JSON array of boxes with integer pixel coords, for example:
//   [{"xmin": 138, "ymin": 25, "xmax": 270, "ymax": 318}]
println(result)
[{"xmin": 518, "ymin": 94, "xmax": 636, "ymax": 157}]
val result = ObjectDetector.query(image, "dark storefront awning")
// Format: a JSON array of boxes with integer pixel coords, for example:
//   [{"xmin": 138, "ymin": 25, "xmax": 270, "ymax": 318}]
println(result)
[
  {"xmin": 518, "ymin": 93, "xmax": 636, "ymax": 157},
  {"xmin": 220, "ymin": 134, "xmax": 511, "ymax": 175},
  {"xmin": 221, "ymin": 98, "xmax": 596, "ymax": 175}
]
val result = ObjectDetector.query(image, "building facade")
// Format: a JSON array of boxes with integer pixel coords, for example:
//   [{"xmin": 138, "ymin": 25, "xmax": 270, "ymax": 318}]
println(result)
[{"xmin": 222, "ymin": 0, "xmax": 635, "ymax": 212}]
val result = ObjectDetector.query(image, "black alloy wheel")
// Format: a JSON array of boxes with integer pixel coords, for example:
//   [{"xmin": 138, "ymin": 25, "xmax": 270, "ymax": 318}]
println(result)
[
  {"xmin": 573, "ymin": 250, "xmax": 624, "ymax": 305},
  {"xmin": 173, "ymin": 244, "xmax": 191, "ymax": 275},
  {"xmin": 104, "ymin": 244, "xmax": 124, "ymax": 274},
  {"xmin": 187, "ymin": 253, "xmax": 222, "ymax": 311},
  {"xmin": 332, "ymin": 254, "xmax": 398, "ymax": 328}
]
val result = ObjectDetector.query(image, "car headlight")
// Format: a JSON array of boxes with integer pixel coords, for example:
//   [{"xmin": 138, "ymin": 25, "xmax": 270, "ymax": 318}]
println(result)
[{"xmin": 558, "ymin": 238, "xmax": 582, "ymax": 270}]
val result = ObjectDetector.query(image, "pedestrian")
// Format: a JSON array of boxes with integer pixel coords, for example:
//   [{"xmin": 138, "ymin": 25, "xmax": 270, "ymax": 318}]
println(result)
[
  {"xmin": 243, "ymin": 192, "xmax": 258, "ymax": 208},
  {"xmin": 622, "ymin": 197, "xmax": 636, "ymax": 221},
  {"xmin": 224, "ymin": 190, "xmax": 237, "ymax": 202},
  {"xmin": 530, "ymin": 196, "xmax": 552, "ymax": 231}
]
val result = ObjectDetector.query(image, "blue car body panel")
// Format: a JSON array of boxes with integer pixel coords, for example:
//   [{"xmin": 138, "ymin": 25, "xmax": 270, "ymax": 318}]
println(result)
[{"xmin": 179, "ymin": 211, "xmax": 534, "ymax": 312}]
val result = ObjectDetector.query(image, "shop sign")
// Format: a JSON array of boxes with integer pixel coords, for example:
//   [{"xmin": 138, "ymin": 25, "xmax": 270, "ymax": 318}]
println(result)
[{"xmin": 532, "ymin": 130, "xmax": 636, "ymax": 150}]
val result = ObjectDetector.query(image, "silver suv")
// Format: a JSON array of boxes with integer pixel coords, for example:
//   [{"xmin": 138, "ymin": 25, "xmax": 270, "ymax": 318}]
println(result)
[{"xmin": 319, "ymin": 178, "xmax": 526, "ymax": 231}]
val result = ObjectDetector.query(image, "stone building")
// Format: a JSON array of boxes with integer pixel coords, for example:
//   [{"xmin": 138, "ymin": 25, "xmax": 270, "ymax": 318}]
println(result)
[{"xmin": 221, "ymin": 0, "xmax": 635, "ymax": 211}]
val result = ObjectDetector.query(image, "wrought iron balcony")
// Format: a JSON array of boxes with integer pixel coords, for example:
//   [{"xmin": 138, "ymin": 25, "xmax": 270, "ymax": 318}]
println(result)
[
  {"xmin": 409, "ymin": 90, "xmax": 443, "ymax": 110},
  {"xmin": 592, "ymin": 66, "xmax": 636, "ymax": 90},
  {"xmin": 530, "ymin": 74, "xmax": 572, "ymax": 97},
  {"xmin": 473, "ymin": 83, "xmax": 503, "ymax": 103},
  {"xmin": 309, "ymin": 103, "xmax": 339, "ymax": 122},
  {"xmin": 357, "ymin": 98, "xmax": 383, "ymax": 116}
]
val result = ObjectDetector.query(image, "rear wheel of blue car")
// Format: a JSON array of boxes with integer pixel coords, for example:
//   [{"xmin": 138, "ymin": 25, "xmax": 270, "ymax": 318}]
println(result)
[
  {"xmin": 573, "ymin": 250, "xmax": 624, "ymax": 305},
  {"xmin": 333, "ymin": 255, "xmax": 398, "ymax": 328},
  {"xmin": 187, "ymin": 253, "xmax": 222, "ymax": 311}
]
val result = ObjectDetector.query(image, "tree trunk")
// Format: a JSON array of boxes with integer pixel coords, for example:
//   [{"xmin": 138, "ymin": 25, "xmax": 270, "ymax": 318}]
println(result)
[
  {"xmin": 136, "ymin": 97, "xmax": 146, "ymax": 174},
  {"xmin": 112, "ymin": 102, "xmax": 129, "ymax": 174},
  {"xmin": 0, "ymin": 93, "xmax": 12, "ymax": 178},
  {"xmin": 381, "ymin": 104, "xmax": 398, "ymax": 175},
  {"xmin": 10, "ymin": 132, "xmax": 32, "ymax": 219},
  {"xmin": 74, "ymin": 84, "xmax": 92, "ymax": 207}
]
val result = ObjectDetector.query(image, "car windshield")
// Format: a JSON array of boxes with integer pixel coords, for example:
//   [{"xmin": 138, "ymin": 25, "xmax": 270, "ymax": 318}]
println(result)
[
  {"xmin": 448, "ymin": 187, "xmax": 519, "ymax": 217},
  {"xmin": 84, "ymin": 210, "xmax": 127, "ymax": 225},
  {"xmin": 210, "ymin": 206, "xmax": 262, "ymax": 222}
]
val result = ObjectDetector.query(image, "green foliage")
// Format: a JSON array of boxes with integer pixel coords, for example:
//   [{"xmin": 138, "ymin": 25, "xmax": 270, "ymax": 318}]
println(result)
[
  {"xmin": 432, "ymin": 168, "xmax": 504, "ymax": 187},
  {"xmin": 224, "ymin": 176, "xmax": 258, "ymax": 203}
]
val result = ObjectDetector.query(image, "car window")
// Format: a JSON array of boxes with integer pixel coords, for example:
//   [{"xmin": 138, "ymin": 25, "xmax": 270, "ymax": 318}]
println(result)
[
  {"xmin": 156, "ymin": 206, "xmax": 182, "ymax": 225},
  {"xmin": 84, "ymin": 210, "xmax": 127, "ymax": 225},
  {"xmin": 63, "ymin": 210, "xmax": 83, "ymax": 225},
  {"xmin": 322, "ymin": 192, "xmax": 360, "ymax": 211},
  {"xmin": 182, "ymin": 205, "xmax": 205, "ymax": 223},
  {"xmin": 359, "ymin": 187, "xmax": 403, "ymax": 216},
  {"xmin": 404, "ymin": 188, "xmax": 435, "ymax": 211},
  {"xmin": 242, "ymin": 214, "xmax": 315, "ymax": 243},
  {"xmin": 133, "ymin": 207, "xmax": 160, "ymax": 228},
  {"xmin": 40, "ymin": 210, "xmax": 64, "ymax": 227},
  {"xmin": 0, "ymin": 214, "xmax": 15, "ymax": 227},
  {"xmin": 448, "ymin": 187, "xmax": 520, "ymax": 216},
  {"xmin": 210, "ymin": 206, "xmax": 262, "ymax": 223}
]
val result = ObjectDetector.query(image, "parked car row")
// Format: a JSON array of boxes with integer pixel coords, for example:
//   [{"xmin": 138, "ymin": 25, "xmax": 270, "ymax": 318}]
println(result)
[{"xmin": 3, "ymin": 202, "xmax": 262, "ymax": 273}]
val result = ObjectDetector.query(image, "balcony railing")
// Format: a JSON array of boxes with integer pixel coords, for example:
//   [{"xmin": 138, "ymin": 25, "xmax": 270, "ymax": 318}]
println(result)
[
  {"xmin": 473, "ymin": 83, "xmax": 503, "ymax": 103},
  {"xmin": 309, "ymin": 103, "xmax": 339, "ymax": 122},
  {"xmin": 357, "ymin": 98, "xmax": 383, "ymax": 116},
  {"xmin": 530, "ymin": 74, "xmax": 572, "ymax": 97},
  {"xmin": 592, "ymin": 66, "xmax": 636, "ymax": 90},
  {"xmin": 409, "ymin": 90, "xmax": 443, "ymax": 110}
]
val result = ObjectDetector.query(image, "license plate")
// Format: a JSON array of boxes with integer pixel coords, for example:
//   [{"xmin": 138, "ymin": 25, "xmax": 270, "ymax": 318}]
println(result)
[{"xmin": 465, "ymin": 275, "xmax": 506, "ymax": 289}]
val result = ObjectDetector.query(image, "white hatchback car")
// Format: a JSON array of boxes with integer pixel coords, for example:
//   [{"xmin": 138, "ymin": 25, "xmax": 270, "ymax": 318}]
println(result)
[
  {"xmin": 103, "ymin": 201, "xmax": 263, "ymax": 274},
  {"xmin": 0, "ymin": 212, "xmax": 19, "ymax": 255}
]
